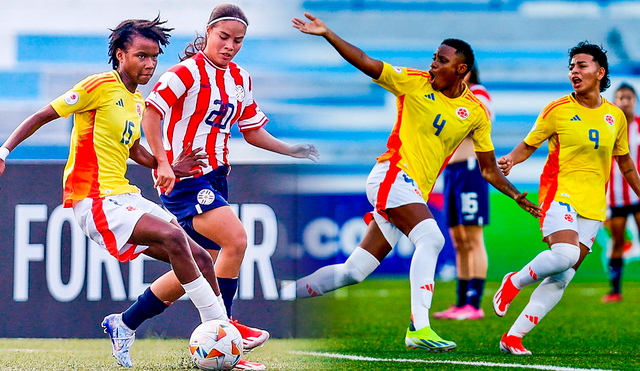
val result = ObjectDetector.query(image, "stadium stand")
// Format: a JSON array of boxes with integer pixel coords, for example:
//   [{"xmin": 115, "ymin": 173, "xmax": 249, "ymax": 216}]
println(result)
[{"xmin": 1, "ymin": 0, "xmax": 640, "ymax": 164}]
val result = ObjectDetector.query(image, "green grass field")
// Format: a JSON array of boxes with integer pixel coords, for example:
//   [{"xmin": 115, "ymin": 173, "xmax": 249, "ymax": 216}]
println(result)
[
  {"xmin": 1, "ymin": 279, "xmax": 639, "ymax": 371},
  {"xmin": 484, "ymin": 190, "xmax": 640, "ymax": 283}
]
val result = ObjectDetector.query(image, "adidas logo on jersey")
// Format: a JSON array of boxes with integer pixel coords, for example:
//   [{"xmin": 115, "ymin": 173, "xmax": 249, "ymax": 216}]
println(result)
[
  {"xmin": 570, "ymin": 115, "xmax": 581, "ymax": 121},
  {"xmin": 116, "ymin": 99, "xmax": 124, "ymax": 107},
  {"xmin": 425, "ymin": 93, "xmax": 435, "ymax": 101}
]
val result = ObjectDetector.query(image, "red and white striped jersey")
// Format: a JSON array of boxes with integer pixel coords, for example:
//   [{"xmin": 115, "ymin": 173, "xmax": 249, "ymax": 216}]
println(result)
[
  {"xmin": 469, "ymin": 84, "xmax": 495, "ymax": 122},
  {"xmin": 146, "ymin": 51, "xmax": 268, "ymax": 178},
  {"xmin": 608, "ymin": 116, "xmax": 640, "ymax": 207}
]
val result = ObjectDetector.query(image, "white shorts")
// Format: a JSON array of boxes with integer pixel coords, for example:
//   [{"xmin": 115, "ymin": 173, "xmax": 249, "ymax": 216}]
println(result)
[
  {"xmin": 72, "ymin": 193, "xmax": 174, "ymax": 262},
  {"xmin": 365, "ymin": 161, "xmax": 427, "ymax": 245},
  {"xmin": 541, "ymin": 201, "xmax": 601, "ymax": 250}
]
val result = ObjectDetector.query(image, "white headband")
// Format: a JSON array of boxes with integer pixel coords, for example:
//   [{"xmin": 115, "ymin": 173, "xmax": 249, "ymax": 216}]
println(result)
[{"xmin": 208, "ymin": 16, "xmax": 247, "ymax": 27}]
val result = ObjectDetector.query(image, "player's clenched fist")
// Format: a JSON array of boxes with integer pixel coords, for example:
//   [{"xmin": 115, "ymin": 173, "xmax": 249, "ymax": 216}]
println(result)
[{"xmin": 498, "ymin": 155, "xmax": 514, "ymax": 176}]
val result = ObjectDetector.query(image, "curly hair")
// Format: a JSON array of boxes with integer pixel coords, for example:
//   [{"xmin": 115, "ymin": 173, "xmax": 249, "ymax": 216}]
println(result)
[
  {"xmin": 108, "ymin": 15, "xmax": 172, "ymax": 70},
  {"xmin": 568, "ymin": 41, "xmax": 610, "ymax": 92}
]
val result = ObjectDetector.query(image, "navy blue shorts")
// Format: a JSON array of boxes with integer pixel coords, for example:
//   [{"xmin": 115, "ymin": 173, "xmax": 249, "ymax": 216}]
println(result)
[
  {"xmin": 443, "ymin": 159, "xmax": 490, "ymax": 227},
  {"xmin": 610, "ymin": 203, "xmax": 640, "ymax": 218},
  {"xmin": 160, "ymin": 167, "xmax": 230, "ymax": 250}
]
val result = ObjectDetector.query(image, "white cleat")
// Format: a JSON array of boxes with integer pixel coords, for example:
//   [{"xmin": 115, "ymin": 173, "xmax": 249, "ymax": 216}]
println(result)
[{"xmin": 102, "ymin": 313, "xmax": 136, "ymax": 367}]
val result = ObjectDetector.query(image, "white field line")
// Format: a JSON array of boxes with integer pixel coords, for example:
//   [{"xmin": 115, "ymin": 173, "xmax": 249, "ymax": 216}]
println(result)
[{"xmin": 290, "ymin": 351, "xmax": 615, "ymax": 371}]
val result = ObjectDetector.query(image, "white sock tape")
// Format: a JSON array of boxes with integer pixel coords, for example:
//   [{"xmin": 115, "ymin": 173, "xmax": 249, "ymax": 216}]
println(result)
[{"xmin": 0, "ymin": 147, "xmax": 10, "ymax": 161}]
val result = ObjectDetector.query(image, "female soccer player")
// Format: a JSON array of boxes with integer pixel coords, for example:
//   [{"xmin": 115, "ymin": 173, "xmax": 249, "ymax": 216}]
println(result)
[
  {"xmin": 435, "ymin": 65, "xmax": 493, "ymax": 321},
  {"xmin": 494, "ymin": 42, "xmax": 640, "ymax": 355},
  {"xmin": 109, "ymin": 4, "xmax": 318, "ymax": 370},
  {"xmin": 0, "ymin": 17, "xmax": 230, "ymax": 367},
  {"xmin": 605, "ymin": 83, "xmax": 640, "ymax": 303},
  {"xmin": 290, "ymin": 12, "xmax": 541, "ymax": 352}
]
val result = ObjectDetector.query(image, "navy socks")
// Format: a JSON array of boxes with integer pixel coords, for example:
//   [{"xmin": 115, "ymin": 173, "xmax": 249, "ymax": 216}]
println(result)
[
  {"xmin": 217, "ymin": 277, "xmax": 239, "ymax": 316},
  {"xmin": 121, "ymin": 287, "xmax": 169, "ymax": 330}
]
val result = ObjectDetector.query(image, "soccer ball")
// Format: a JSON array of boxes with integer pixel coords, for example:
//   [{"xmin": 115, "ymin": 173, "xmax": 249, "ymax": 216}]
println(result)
[{"xmin": 189, "ymin": 320, "xmax": 243, "ymax": 370}]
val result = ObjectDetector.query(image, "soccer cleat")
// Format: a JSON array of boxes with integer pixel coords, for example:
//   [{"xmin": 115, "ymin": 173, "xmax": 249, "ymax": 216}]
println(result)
[
  {"xmin": 602, "ymin": 293, "xmax": 623, "ymax": 303},
  {"xmin": 493, "ymin": 272, "xmax": 520, "ymax": 317},
  {"xmin": 433, "ymin": 305, "xmax": 463, "ymax": 319},
  {"xmin": 234, "ymin": 359, "xmax": 267, "ymax": 370},
  {"xmin": 499, "ymin": 333, "xmax": 532, "ymax": 355},
  {"xmin": 230, "ymin": 319, "xmax": 270, "ymax": 353},
  {"xmin": 405, "ymin": 322, "xmax": 456, "ymax": 352},
  {"xmin": 454, "ymin": 304, "xmax": 485, "ymax": 320},
  {"xmin": 102, "ymin": 313, "xmax": 136, "ymax": 367}
]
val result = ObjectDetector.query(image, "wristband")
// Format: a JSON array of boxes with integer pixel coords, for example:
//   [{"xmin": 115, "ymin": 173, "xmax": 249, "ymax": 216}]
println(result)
[{"xmin": 0, "ymin": 147, "xmax": 9, "ymax": 161}]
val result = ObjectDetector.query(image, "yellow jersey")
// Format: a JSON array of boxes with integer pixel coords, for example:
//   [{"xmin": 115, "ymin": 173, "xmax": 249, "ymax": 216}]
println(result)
[
  {"xmin": 525, "ymin": 94, "xmax": 629, "ymax": 221},
  {"xmin": 50, "ymin": 71, "xmax": 145, "ymax": 206},
  {"xmin": 374, "ymin": 62, "xmax": 494, "ymax": 201}
]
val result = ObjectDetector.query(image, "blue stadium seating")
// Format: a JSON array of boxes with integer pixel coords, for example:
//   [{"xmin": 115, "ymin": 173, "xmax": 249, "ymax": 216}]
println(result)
[{"xmin": 1, "ymin": 0, "xmax": 639, "ymax": 163}]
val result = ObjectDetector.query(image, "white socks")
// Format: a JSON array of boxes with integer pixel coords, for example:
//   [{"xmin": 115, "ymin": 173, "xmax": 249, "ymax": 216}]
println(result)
[
  {"xmin": 294, "ymin": 216, "xmax": 446, "ymax": 332},
  {"xmin": 182, "ymin": 275, "xmax": 227, "ymax": 322},
  {"xmin": 409, "ymin": 219, "xmax": 445, "ymax": 330},
  {"xmin": 296, "ymin": 247, "xmax": 380, "ymax": 298},
  {"xmin": 512, "ymin": 243, "xmax": 580, "ymax": 289},
  {"xmin": 217, "ymin": 294, "xmax": 229, "ymax": 320},
  {"xmin": 508, "ymin": 268, "xmax": 575, "ymax": 338}
]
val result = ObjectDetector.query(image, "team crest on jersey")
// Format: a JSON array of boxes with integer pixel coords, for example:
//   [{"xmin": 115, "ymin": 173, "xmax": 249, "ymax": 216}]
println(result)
[
  {"xmin": 136, "ymin": 103, "xmax": 143, "ymax": 118},
  {"xmin": 197, "ymin": 189, "xmax": 216, "ymax": 205},
  {"xmin": 64, "ymin": 91, "xmax": 80, "ymax": 105},
  {"xmin": 392, "ymin": 66, "xmax": 402, "ymax": 74},
  {"xmin": 604, "ymin": 114, "xmax": 615, "ymax": 125},
  {"xmin": 456, "ymin": 107, "xmax": 469, "ymax": 119},
  {"xmin": 235, "ymin": 85, "xmax": 245, "ymax": 102}
]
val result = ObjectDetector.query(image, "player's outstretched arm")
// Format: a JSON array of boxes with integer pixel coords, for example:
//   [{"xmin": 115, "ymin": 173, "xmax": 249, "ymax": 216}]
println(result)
[
  {"xmin": 141, "ymin": 107, "xmax": 175, "ymax": 194},
  {"xmin": 0, "ymin": 105, "xmax": 60, "ymax": 178},
  {"xmin": 477, "ymin": 150, "xmax": 542, "ymax": 218},
  {"xmin": 616, "ymin": 153, "xmax": 640, "ymax": 198},
  {"xmin": 292, "ymin": 12, "xmax": 383, "ymax": 79},
  {"xmin": 243, "ymin": 127, "xmax": 319, "ymax": 163},
  {"xmin": 497, "ymin": 141, "xmax": 537, "ymax": 176}
]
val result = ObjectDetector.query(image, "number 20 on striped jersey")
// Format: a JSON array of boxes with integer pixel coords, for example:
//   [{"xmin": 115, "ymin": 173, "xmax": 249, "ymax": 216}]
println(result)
[{"xmin": 205, "ymin": 100, "xmax": 236, "ymax": 130}]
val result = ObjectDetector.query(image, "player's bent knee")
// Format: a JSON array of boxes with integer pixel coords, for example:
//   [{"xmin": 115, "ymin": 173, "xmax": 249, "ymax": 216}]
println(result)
[
  {"xmin": 453, "ymin": 240, "xmax": 472, "ymax": 254},
  {"xmin": 547, "ymin": 268, "xmax": 576, "ymax": 290},
  {"xmin": 342, "ymin": 263, "xmax": 366, "ymax": 285},
  {"xmin": 162, "ymin": 226, "xmax": 190, "ymax": 255},
  {"xmin": 220, "ymin": 228, "xmax": 247, "ymax": 256},
  {"xmin": 229, "ymin": 235, "xmax": 248, "ymax": 254},
  {"xmin": 342, "ymin": 247, "xmax": 380, "ymax": 285},
  {"xmin": 192, "ymin": 247, "xmax": 215, "ymax": 271},
  {"xmin": 434, "ymin": 233, "xmax": 446, "ymax": 253},
  {"xmin": 410, "ymin": 219, "xmax": 445, "ymax": 253},
  {"xmin": 550, "ymin": 243, "xmax": 580, "ymax": 269}
]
